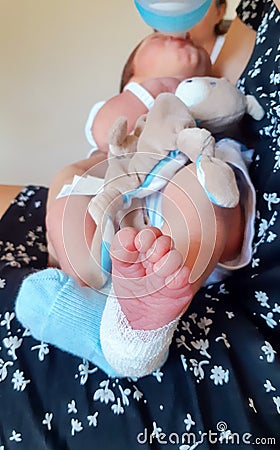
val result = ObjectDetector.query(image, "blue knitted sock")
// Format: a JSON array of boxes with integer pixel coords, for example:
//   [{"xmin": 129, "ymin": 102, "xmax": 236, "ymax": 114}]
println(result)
[{"xmin": 15, "ymin": 268, "xmax": 119, "ymax": 377}]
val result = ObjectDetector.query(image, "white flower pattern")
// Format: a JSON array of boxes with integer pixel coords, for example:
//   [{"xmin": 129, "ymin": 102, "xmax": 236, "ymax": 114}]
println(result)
[
  {"xmin": 11, "ymin": 369, "xmax": 31, "ymax": 391},
  {"xmin": 210, "ymin": 366, "xmax": 230, "ymax": 386},
  {"xmin": 87, "ymin": 412, "xmax": 98, "ymax": 427},
  {"xmin": 42, "ymin": 412, "xmax": 53, "ymax": 431}
]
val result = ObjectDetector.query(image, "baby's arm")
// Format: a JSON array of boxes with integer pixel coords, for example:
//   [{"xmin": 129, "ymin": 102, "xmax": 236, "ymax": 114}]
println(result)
[{"xmin": 92, "ymin": 77, "xmax": 182, "ymax": 152}]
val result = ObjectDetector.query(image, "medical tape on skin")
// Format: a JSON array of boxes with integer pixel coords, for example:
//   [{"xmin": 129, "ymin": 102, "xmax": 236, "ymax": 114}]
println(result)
[
  {"xmin": 124, "ymin": 81, "xmax": 155, "ymax": 110},
  {"xmin": 56, "ymin": 175, "xmax": 104, "ymax": 199}
]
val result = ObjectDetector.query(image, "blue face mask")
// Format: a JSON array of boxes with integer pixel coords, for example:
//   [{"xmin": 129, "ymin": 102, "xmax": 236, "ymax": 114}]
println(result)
[{"xmin": 134, "ymin": 0, "xmax": 211, "ymax": 34}]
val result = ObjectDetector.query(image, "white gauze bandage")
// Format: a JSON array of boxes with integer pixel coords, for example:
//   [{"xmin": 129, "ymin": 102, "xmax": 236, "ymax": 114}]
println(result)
[{"xmin": 100, "ymin": 286, "xmax": 180, "ymax": 378}]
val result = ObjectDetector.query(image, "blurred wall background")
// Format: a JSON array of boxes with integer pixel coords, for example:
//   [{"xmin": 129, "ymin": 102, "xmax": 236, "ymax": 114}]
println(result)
[{"xmin": 0, "ymin": 0, "xmax": 239, "ymax": 186}]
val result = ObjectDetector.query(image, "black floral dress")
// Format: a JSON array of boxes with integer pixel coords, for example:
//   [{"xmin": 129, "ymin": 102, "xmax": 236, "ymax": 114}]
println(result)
[{"xmin": 0, "ymin": 1, "xmax": 279, "ymax": 449}]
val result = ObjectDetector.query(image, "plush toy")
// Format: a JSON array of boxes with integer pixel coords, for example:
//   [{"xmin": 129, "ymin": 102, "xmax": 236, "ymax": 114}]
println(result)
[{"xmin": 88, "ymin": 77, "xmax": 264, "ymax": 289}]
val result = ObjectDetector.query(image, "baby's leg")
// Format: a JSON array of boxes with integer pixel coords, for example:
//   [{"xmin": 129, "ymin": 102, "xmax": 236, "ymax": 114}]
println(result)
[
  {"xmin": 161, "ymin": 163, "xmax": 244, "ymax": 293},
  {"xmin": 110, "ymin": 227, "xmax": 192, "ymax": 330},
  {"xmin": 46, "ymin": 152, "xmax": 107, "ymax": 286},
  {"xmin": 110, "ymin": 162, "xmax": 244, "ymax": 331},
  {"xmin": 47, "ymin": 195, "xmax": 96, "ymax": 286}
]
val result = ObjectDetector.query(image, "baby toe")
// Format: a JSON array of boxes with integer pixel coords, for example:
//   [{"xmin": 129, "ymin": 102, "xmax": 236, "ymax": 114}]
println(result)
[
  {"xmin": 134, "ymin": 227, "xmax": 162, "ymax": 253},
  {"xmin": 110, "ymin": 227, "xmax": 139, "ymax": 264},
  {"xmin": 146, "ymin": 235, "xmax": 173, "ymax": 263},
  {"xmin": 153, "ymin": 248, "xmax": 183, "ymax": 278}
]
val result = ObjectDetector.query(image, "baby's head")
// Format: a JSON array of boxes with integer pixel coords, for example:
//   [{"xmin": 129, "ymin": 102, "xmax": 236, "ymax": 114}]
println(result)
[{"xmin": 120, "ymin": 32, "xmax": 212, "ymax": 92}]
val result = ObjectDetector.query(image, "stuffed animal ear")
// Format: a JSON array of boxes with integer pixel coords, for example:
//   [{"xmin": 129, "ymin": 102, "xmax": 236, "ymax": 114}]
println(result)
[
  {"xmin": 134, "ymin": 114, "xmax": 147, "ymax": 137},
  {"xmin": 177, "ymin": 127, "xmax": 239, "ymax": 207},
  {"xmin": 88, "ymin": 212, "xmax": 115, "ymax": 288},
  {"xmin": 108, "ymin": 116, "xmax": 127, "ymax": 145},
  {"xmin": 177, "ymin": 128, "xmax": 215, "ymax": 163},
  {"xmin": 108, "ymin": 116, "xmax": 138, "ymax": 156},
  {"xmin": 197, "ymin": 154, "xmax": 240, "ymax": 208},
  {"xmin": 245, "ymin": 95, "xmax": 265, "ymax": 121},
  {"xmin": 88, "ymin": 192, "xmax": 124, "ymax": 289}
]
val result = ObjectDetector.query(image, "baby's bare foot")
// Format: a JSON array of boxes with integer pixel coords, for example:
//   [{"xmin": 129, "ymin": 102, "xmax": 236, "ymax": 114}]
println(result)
[{"xmin": 110, "ymin": 227, "xmax": 193, "ymax": 330}]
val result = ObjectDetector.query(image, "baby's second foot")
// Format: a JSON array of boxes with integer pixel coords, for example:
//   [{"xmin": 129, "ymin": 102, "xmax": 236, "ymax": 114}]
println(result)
[{"xmin": 110, "ymin": 227, "xmax": 193, "ymax": 330}]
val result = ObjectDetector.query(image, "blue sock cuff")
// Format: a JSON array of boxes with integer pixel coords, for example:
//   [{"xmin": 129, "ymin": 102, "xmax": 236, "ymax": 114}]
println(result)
[{"xmin": 15, "ymin": 268, "xmax": 118, "ymax": 376}]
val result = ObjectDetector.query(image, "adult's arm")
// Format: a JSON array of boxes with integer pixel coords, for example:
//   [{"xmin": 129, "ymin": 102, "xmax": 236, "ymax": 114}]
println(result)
[
  {"xmin": 212, "ymin": 16, "xmax": 256, "ymax": 84},
  {"xmin": 0, "ymin": 185, "xmax": 24, "ymax": 219}
]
